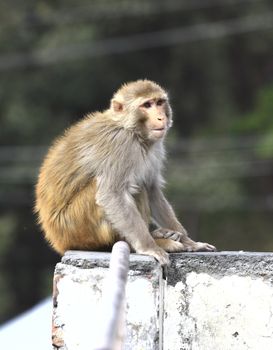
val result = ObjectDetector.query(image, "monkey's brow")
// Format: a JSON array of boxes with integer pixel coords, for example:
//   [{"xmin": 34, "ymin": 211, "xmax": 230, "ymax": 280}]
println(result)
[{"xmin": 144, "ymin": 97, "xmax": 166, "ymax": 102}]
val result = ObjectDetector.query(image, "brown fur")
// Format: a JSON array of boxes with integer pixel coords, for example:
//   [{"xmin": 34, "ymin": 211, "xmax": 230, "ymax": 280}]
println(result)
[{"xmin": 35, "ymin": 80, "xmax": 215, "ymax": 265}]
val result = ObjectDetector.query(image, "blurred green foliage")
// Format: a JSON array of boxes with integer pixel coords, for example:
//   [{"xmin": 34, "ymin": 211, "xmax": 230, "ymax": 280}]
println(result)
[
  {"xmin": 0, "ymin": 0, "xmax": 273, "ymax": 324},
  {"xmin": 235, "ymin": 84, "xmax": 273, "ymax": 157}
]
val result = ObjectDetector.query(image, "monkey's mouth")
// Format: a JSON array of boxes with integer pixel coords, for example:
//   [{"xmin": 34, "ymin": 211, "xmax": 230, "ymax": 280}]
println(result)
[
  {"xmin": 153, "ymin": 128, "xmax": 165, "ymax": 132},
  {"xmin": 151, "ymin": 128, "xmax": 166, "ymax": 138}
]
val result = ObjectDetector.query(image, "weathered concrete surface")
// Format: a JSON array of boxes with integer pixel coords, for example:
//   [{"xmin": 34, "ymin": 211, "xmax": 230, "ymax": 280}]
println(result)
[
  {"xmin": 52, "ymin": 251, "xmax": 273, "ymax": 350},
  {"xmin": 53, "ymin": 250, "xmax": 162, "ymax": 350},
  {"xmin": 164, "ymin": 252, "xmax": 273, "ymax": 350}
]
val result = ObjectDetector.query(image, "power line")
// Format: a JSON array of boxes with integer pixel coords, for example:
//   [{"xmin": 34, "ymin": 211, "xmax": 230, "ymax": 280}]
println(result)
[
  {"xmin": 169, "ymin": 136, "xmax": 273, "ymax": 159},
  {"xmin": 0, "ymin": 146, "xmax": 46, "ymax": 162},
  {"xmin": 0, "ymin": 13, "xmax": 273, "ymax": 70},
  {"xmin": 1, "ymin": 0, "xmax": 263, "ymax": 28},
  {"xmin": 175, "ymin": 194, "xmax": 273, "ymax": 211},
  {"xmin": 0, "ymin": 161, "xmax": 273, "ymax": 185},
  {"xmin": 0, "ymin": 148, "xmax": 273, "ymax": 185},
  {"xmin": 171, "ymin": 135, "xmax": 266, "ymax": 151},
  {"xmin": 1, "ymin": 187, "xmax": 272, "ymax": 211},
  {"xmin": 2, "ymin": 159, "xmax": 273, "ymax": 184},
  {"xmin": 0, "ymin": 135, "xmax": 271, "ymax": 161},
  {"xmin": 169, "ymin": 158, "xmax": 273, "ymax": 178}
]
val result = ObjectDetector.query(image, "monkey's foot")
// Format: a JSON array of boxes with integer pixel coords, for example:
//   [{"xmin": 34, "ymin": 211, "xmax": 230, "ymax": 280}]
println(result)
[{"xmin": 184, "ymin": 241, "xmax": 216, "ymax": 252}]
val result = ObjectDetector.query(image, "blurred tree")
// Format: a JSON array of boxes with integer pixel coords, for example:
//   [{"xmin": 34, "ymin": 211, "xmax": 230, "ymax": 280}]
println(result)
[
  {"xmin": 235, "ymin": 83, "xmax": 273, "ymax": 157},
  {"xmin": 0, "ymin": 0, "xmax": 273, "ymax": 323}
]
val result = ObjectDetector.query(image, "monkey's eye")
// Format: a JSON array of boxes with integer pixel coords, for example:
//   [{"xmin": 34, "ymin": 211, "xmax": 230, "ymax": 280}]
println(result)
[
  {"xmin": 142, "ymin": 101, "xmax": 152, "ymax": 108},
  {"xmin": 156, "ymin": 99, "xmax": 165, "ymax": 106}
]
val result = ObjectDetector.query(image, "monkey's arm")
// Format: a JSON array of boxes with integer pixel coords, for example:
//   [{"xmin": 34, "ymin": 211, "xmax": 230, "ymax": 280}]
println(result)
[
  {"xmin": 149, "ymin": 184, "xmax": 187, "ymax": 233},
  {"xmin": 96, "ymin": 184, "xmax": 170, "ymax": 265},
  {"xmin": 148, "ymin": 184, "xmax": 216, "ymax": 252}
]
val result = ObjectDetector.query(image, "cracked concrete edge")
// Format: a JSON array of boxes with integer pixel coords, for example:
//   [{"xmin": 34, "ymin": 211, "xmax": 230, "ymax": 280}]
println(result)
[
  {"xmin": 167, "ymin": 251, "xmax": 273, "ymax": 286},
  {"xmin": 61, "ymin": 250, "xmax": 160, "ymax": 272},
  {"xmin": 52, "ymin": 250, "xmax": 273, "ymax": 349}
]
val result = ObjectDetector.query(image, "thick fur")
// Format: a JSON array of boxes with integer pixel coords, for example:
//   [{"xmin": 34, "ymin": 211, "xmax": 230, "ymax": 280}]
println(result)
[{"xmin": 35, "ymin": 80, "xmax": 215, "ymax": 265}]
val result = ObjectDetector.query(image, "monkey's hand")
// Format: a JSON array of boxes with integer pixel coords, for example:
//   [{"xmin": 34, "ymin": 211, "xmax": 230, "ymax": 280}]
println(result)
[
  {"xmin": 151, "ymin": 228, "xmax": 182, "ymax": 242},
  {"xmin": 136, "ymin": 244, "xmax": 170, "ymax": 266}
]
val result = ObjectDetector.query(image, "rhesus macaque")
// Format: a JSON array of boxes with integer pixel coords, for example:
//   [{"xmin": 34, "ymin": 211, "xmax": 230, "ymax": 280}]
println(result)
[{"xmin": 35, "ymin": 80, "xmax": 215, "ymax": 265}]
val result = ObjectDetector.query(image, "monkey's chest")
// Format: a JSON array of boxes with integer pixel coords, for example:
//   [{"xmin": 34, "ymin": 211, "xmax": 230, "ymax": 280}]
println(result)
[
  {"xmin": 128, "ymin": 161, "xmax": 157, "ymax": 195},
  {"xmin": 129, "ymin": 182, "xmax": 143, "ymax": 195}
]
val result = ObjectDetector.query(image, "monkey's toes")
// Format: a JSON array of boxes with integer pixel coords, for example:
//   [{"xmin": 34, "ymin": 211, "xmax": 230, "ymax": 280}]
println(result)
[{"xmin": 194, "ymin": 242, "xmax": 216, "ymax": 252}]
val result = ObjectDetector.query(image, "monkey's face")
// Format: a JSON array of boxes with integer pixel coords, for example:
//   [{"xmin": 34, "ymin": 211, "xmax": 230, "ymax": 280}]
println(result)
[
  {"xmin": 138, "ymin": 98, "xmax": 170, "ymax": 141},
  {"xmin": 110, "ymin": 80, "xmax": 173, "ymax": 142}
]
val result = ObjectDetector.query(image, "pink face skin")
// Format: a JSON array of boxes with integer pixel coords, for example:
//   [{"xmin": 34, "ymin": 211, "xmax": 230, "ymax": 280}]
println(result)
[{"xmin": 139, "ymin": 98, "xmax": 168, "ymax": 140}]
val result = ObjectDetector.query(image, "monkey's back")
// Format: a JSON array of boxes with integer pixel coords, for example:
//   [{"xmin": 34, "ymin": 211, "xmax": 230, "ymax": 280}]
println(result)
[{"xmin": 35, "ymin": 114, "xmax": 117, "ymax": 254}]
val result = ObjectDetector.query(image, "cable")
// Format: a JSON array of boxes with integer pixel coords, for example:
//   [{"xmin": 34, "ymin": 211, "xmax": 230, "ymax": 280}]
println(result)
[
  {"xmin": 174, "ymin": 194, "xmax": 273, "ymax": 211},
  {"xmin": 1, "ymin": 151, "xmax": 273, "ymax": 185},
  {"xmin": 0, "ymin": 13, "xmax": 273, "ymax": 70},
  {"xmin": 169, "ymin": 137, "xmax": 273, "ymax": 160},
  {"xmin": 1, "ymin": 0, "xmax": 263, "ymax": 28},
  {"xmin": 0, "ymin": 135, "xmax": 271, "ymax": 161},
  {"xmin": 0, "ymin": 186, "xmax": 272, "ymax": 211},
  {"xmin": 169, "ymin": 159, "xmax": 273, "ymax": 178}
]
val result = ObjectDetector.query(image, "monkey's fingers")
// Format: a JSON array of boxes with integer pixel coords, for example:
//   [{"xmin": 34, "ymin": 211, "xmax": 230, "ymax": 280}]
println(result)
[
  {"xmin": 137, "ymin": 246, "xmax": 170, "ymax": 266},
  {"xmin": 163, "ymin": 230, "xmax": 182, "ymax": 241},
  {"xmin": 151, "ymin": 228, "xmax": 181, "ymax": 241},
  {"xmin": 153, "ymin": 249, "xmax": 170, "ymax": 266},
  {"xmin": 150, "ymin": 228, "xmax": 165, "ymax": 239}
]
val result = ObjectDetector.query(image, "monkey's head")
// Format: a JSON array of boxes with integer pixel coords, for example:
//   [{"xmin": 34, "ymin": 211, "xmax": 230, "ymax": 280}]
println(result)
[{"xmin": 110, "ymin": 80, "xmax": 173, "ymax": 143}]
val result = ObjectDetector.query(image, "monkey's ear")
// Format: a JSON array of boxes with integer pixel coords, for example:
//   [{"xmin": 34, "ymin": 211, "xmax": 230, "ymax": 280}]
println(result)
[{"xmin": 111, "ymin": 100, "xmax": 124, "ymax": 113}]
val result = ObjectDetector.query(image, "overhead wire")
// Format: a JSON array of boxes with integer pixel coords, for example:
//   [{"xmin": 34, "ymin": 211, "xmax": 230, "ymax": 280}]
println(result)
[
  {"xmin": 1, "ymin": 135, "xmax": 273, "ymax": 184},
  {"xmin": 0, "ymin": 12, "xmax": 273, "ymax": 70},
  {"xmin": 0, "ymin": 2, "xmax": 272, "ymax": 210},
  {"xmin": 0, "ymin": 140, "xmax": 272, "ymax": 210},
  {"xmin": 0, "ymin": 135, "xmax": 270, "ymax": 161},
  {"xmin": 0, "ymin": 0, "xmax": 264, "ymax": 28}
]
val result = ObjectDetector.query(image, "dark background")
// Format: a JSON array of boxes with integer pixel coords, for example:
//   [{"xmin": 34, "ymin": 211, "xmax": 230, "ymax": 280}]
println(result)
[{"xmin": 1, "ymin": 0, "xmax": 273, "ymax": 323}]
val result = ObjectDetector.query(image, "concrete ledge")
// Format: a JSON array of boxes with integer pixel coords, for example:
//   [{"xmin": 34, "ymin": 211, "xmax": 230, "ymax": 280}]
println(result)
[
  {"xmin": 52, "ymin": 251, "xmax": 273, "ymax": 350},
  {"xmin": 165, "ymin": 251, "xmax": 273, "ymax": 350},
  {"xmin": 53, "ymin": 251, "xmax": 162, "ymax": 350}
]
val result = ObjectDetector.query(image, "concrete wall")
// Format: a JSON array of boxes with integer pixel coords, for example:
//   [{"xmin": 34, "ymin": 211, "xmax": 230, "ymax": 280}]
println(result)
[{"xmin": 52, "ymin": 251, "xmax": 273, "ymax": 350}]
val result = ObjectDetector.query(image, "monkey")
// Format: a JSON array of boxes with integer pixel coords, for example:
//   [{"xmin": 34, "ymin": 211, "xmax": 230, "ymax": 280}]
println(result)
[{"xmin": 35, "ymin": 80, "xmax": 215, "ymax": 266}]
